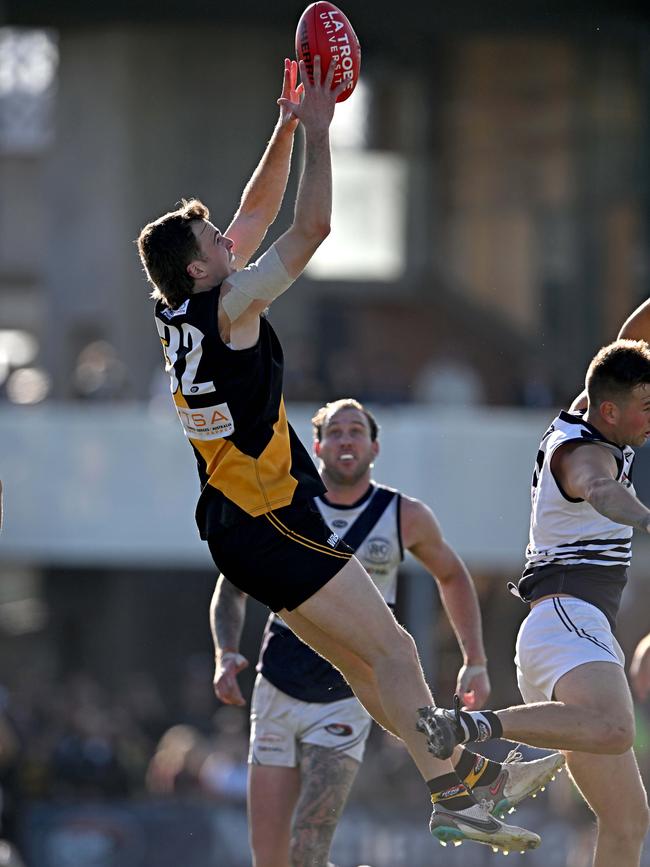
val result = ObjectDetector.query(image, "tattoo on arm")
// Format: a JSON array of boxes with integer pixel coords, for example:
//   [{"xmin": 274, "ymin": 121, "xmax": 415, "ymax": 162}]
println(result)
[{"xmin": 210, "ymin": 576, "xmax": 247, "ymax": 654}]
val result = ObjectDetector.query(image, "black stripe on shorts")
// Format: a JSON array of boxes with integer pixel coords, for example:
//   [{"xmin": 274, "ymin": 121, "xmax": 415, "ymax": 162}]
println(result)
[{"xmin": 552, "ymin": 598, "xmax": 617, "ymax": 659}]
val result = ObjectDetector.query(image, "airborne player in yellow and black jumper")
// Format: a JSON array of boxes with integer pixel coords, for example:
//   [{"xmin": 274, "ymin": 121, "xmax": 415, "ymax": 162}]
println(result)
[
  {"xmin": 137, "ymin": 56, "xmax": 541, "ymax": 853},
  {"xmin": 154, "ymin": 275, "xmax": 346, "ymax": 611}
]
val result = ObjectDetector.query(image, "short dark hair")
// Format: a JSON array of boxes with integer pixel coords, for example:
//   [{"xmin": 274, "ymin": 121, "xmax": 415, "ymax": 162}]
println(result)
[
  {"xmin": 312, "ymin": 398, "xmax": 379, "ymax": 442},
  {"xmin": 137, "ymin": 198, "xmax": 209, "ymax": 309},
  {"xmin": 586, "ymin": 339, "xmax": 650, "ymax": 407}
]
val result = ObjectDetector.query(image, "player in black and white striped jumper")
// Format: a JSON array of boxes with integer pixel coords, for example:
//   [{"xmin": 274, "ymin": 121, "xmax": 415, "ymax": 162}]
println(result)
[
  {"xmin": 212, "ymin": 399, "xmax": 564, "ymax": 867},
  {"xmin": 419, "ymin": 300, "xmax": 650, "ymax": 867}
]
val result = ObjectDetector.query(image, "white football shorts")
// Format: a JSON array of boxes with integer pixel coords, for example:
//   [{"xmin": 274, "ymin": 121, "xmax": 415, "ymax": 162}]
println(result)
[
  {"xmin": 248, "ymin": 674, "xmax": 372, "ymax": 767},
  {"xmin": 515, "ymin": 596, "xmax": 625, "ymax": 704}
]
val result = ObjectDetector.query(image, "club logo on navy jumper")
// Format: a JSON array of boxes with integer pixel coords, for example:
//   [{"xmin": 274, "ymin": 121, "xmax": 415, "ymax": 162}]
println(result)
[
  {"xmin": 326, "ymin": 533, "xmax": 340, "ymax": 548},
  {"xmin": 364, "ymin": 537, "xmax": 392, "ymax": 564}
]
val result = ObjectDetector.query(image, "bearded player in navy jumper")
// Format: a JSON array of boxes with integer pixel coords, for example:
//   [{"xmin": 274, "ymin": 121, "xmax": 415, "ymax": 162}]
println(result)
[
  {"xmin": 213, "ymin": 400, "xmax": 564, "ymax": 867},
  {"xmin": 419, "ymin": 300, "xmax": 650, "ymax": 867}
]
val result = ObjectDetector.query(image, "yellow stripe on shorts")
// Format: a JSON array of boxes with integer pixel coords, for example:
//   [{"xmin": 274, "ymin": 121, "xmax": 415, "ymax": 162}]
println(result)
[{"xmin": 264, "ymin": 512, "xmax": 351, "ymax": 559}]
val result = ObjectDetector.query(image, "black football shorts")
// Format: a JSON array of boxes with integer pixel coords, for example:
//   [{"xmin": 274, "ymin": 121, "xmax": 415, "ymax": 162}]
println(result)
[{"xmin": 207, "ymin": 498, "xmax": 354, "ymax": 611}]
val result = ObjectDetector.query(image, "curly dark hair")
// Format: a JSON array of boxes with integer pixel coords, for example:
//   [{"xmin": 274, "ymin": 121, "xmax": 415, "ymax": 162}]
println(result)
[
  {"xmin": 137, "ymin": 198, "xmax": 209, "ymax": 309},
  {"xmin": 586, "ymin": 339, "xmax": 650, "ymax": 407}
]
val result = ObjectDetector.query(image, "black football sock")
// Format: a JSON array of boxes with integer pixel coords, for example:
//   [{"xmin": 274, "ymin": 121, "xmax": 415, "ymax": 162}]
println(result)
[
  {"xmin": 454, "ymin": 748, "xmax": 502, "ymax": 789},
  {"xmin": 428, "ymin": 773, "xmax": 475, "ymax": 812}
]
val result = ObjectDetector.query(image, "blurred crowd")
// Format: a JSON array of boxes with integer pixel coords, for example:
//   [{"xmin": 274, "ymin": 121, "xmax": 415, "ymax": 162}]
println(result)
[
  {"xmin": 0, "ymin": 661, "xmax": 247, "ymax": 861},
  {"xmin": 0, "ymin": 662, "xmax": 249, "ymax": 809}
]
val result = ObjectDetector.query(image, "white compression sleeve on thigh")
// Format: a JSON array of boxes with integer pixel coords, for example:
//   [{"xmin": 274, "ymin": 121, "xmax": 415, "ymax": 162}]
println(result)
[{"xmin": 221, "ymin": 245, "xmax": 294, "ymax": 322}]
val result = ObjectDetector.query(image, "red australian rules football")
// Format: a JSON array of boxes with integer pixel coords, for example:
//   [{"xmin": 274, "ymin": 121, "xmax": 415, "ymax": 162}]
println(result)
[{"xmin": 295, "ymin": 2, "xmax": 361, "ymax": 103}]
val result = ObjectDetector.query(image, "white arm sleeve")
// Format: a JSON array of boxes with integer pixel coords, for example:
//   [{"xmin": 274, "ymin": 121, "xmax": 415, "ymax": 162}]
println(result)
[{"xmin": 221, "ymin": 245, "xmax": 294, "ymax": 322}]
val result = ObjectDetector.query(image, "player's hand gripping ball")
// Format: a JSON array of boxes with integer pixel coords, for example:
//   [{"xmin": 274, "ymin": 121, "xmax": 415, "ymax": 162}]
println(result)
[{"xmin": 295, "ymin": 2, "xmax": 361, "ymax": 102}]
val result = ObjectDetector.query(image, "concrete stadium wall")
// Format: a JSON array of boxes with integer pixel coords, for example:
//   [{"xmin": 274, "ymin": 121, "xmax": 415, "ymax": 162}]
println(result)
[
  {"xmin": 0, "ymin": 402, "xmax": 562, "ymax": 569},
  {"xmin": 3, "ymin": 401, "xmax": 650, "ymax": 573}
]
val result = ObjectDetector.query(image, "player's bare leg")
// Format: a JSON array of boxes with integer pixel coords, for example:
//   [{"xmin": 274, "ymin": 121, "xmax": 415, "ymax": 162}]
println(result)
[
  {"xmin": 281, "ymin": 609, "xmax": 397, "ymax": 735},
  {"xmin": 565, "ymin": 749, "xmax": 649, "ymax": 867},
  {"xmin": 280, "ymin": 556, "xmax": 454, "ymax": 781},
  {"xmin": 423, "ymin": 662, "xmax": 637, "ymax": 758},
  {"xmin": 290, "ymin": 745, "xmax": 360, "ymax": 867},
  {"xmin": 285, "ymin": 610, "xmax": 563, "ymax": 822},
  {"xmin": 495, "ymin": 663, "xmax": 637, "ymax": 753},
  {"xmin": 248, "ymin": 764, "xmax": 300, "ymax": 867},
  {"xmin": 281, "ymin": 557, "xmax": 540, "ymax": 852},
  {"xmin": 556, "ymin": 666, "xmax": 649, "ymax": 867}
]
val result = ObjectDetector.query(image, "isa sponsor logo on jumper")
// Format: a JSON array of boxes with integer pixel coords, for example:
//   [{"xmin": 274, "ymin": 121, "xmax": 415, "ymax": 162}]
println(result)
[{"xmin": 177, "ymin": 402, "xmax": 235, "ymax": 440}]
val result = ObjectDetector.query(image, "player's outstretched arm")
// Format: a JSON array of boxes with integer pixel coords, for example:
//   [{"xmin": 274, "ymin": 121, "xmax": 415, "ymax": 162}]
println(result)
[
  {"xmin": 219, "ymin": 57, "xmax": 346, "ymax": 348},
  {"xmin": 630, "ymin": 633, "xmax": 650, "ymax": 702},
  {"xmin": 554, "ymin": 442, "xmax": 650, "ymax": 532},
  {"xmin": 400, "ymin": 496, "xmax": 490, "ymax": 709},
  {"xmin": 273, "ymin": 56, "xmax": 348, "ymax": 278},
  {"xmin": 224, "ymin": 59, "xmax": 302, "ymax": 270},
  {"xmin": 210, "ymin": 575, "xmax": 249, "ymax": 706},
  {"xmin": 617, "ymin": 298, "xmax": 650, "ymax": 343}
]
